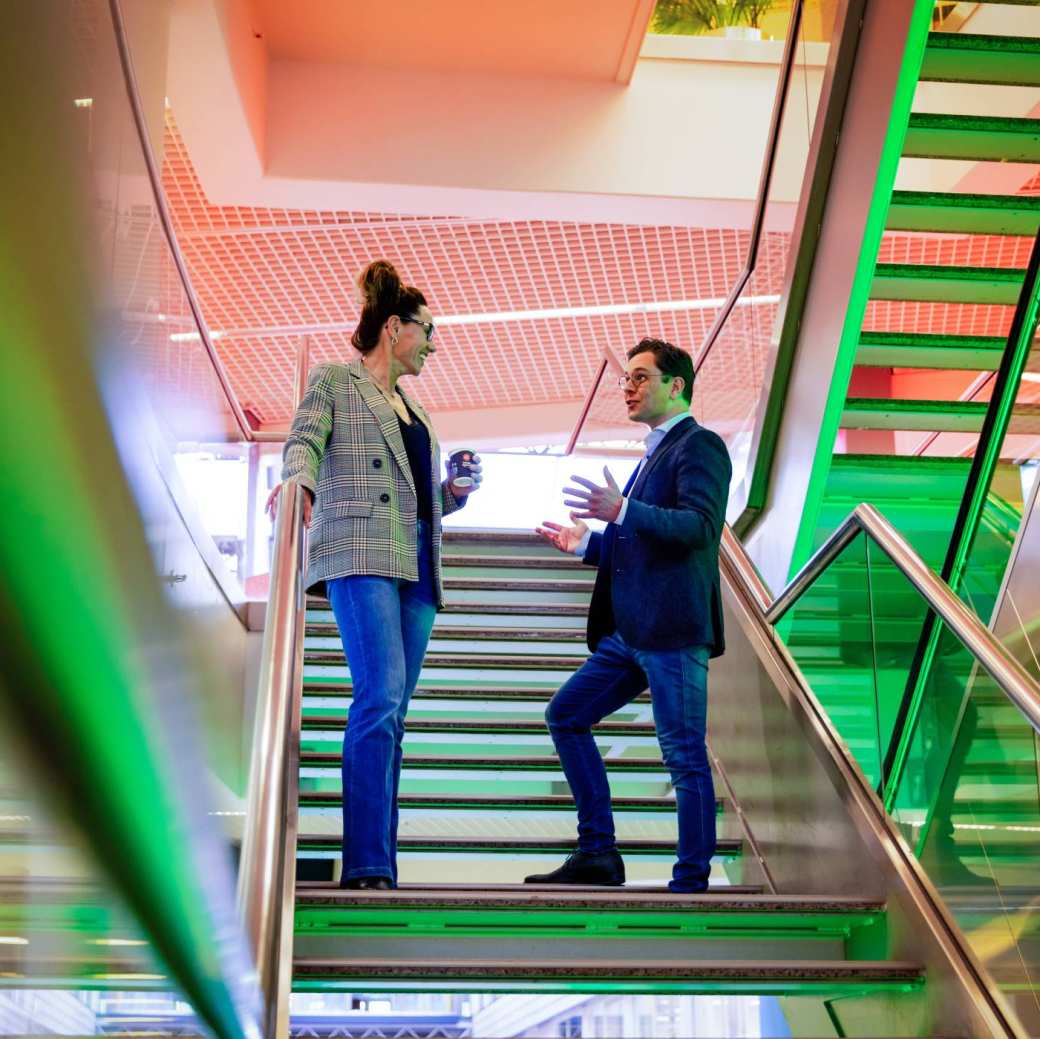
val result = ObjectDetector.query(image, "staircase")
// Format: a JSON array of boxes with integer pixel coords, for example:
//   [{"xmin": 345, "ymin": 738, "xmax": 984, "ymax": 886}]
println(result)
[
  {"xmin": 816, "ymin": 0, "xmax": 1040, "ymax": 574},
  {"xmin": 291, "ymin": 531, "xmax": 930, "ymax": 1017}
]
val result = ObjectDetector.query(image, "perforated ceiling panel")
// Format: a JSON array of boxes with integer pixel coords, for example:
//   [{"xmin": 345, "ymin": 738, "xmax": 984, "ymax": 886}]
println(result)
[{"xmin": 162, "ymin": 112, "xmax": 1036, "ymax": 434}]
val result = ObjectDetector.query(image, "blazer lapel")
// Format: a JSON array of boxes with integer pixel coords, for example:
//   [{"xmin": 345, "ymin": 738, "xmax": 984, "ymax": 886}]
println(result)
[
  {"xmin": 629, "ymin": 416, "xmax": 694, "ymax": 499},
  {"xmin": 349, "ymin": 362, "xmax": 417, "ymax": 497}
]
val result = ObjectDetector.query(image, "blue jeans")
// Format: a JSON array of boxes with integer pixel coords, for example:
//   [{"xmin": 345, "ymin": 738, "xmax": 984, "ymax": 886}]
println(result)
[
  {"xmin": 546, "ymin": 632, "xmax": 714, "ymax": 892},
  {"xmin": 326, "ymin": 520, "xmax": 437, "ymax": 885}
]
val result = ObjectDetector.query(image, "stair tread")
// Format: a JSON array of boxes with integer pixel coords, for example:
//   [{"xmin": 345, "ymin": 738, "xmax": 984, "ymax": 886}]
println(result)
[
  {"xmin": 295, "ymin": 835, "xmax": 743, "ymax": 854},
  {"xmin": 855, "ymin": 329, "xmax": 1021, "ymax": 370},
  {"xmin": 441, "ymin": 554, "xmax": 585, "ymax": 569},
  {"xmin": 307, "ymin": 624, "xmax": 587, "ymax": 642},
  {"xmin": 301, "ymin": 753, "xmax": 664, "ymax": 771},
  {"xmin": 305, "ymin": 652, "xmax": 587, "ymax": 669},
  {"xmin": 299, "ymin": 792, "xmax": 698, "ymax": 811},
  {"xmin": 887, "ymin": 191, "xmax": 1040, "ymax": 236},
  {"xmin": 301, "ymin": 717, "xmax": 655, "ymax": 733},
  {"xmin": 903, "ymin": 113, "xmax": 1040, "ymax": 163},
  {"xmin": 871, "ymin": 262, "xmax": 1025, "ymax": 305},
  {"xmin": 922, "ymin": 32, "xmax": 1040, "ymax": 87},
  {"xmin": 297, "ymin": 881, "xmax": 763, "ymax": 895},
  {"xmin": 302, "ymin": 683, "xmax": 604, "ymax": 701},
  {"xmin": 841, "ymin": 398, "xmax": 1040, "ymax": 433},
  {"xmin": 311, "ymin": 600, "xmax": 590, "ymax": 615},
  {"xmin": 295, "ymin": 887, "xmax": 883, "ymax": 912},
  {"xmin": 291, "ymin": 957, "xmax": 922, "ymax": 980}
]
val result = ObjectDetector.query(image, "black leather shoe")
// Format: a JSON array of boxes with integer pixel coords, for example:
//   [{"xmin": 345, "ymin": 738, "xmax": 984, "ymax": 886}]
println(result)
[
  {"xmin": 524, "ymin": 849, "xmax": 625, "ymax": 886},
  {"xmin": 340, "ymin": 876, "xmax": 393, "ymax": 890}
]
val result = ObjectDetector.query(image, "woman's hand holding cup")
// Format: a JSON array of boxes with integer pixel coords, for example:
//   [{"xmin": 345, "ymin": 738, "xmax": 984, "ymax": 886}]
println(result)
[{"xmin": 448, "ymin": 449, "xmax": 482, "ymax": 497}]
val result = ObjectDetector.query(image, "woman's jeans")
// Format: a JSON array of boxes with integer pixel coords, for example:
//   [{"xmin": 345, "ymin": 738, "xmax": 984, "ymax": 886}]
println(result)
[
  {"xmin": 326, "ymin": 520, "xmax": 437, "ymax": 884},
  {"xmin": 545, "ymin": 633, "xmax": 714, "ymax": 892}
]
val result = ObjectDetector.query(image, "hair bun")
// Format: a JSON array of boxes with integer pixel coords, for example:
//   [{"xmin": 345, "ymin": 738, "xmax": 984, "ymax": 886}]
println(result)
[{"xmin": 356, "ymin": 260, "xmax": 402, "ymax": 309}]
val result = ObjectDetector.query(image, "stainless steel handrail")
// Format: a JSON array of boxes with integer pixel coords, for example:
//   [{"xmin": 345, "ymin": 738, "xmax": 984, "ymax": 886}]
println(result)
[
  {"xmin": 237, "ymin": 341, "xmax": 309, "ymax": 1038},
  {"xmin": 109, "ymin": 0, "xmax": 254, "ymax": 443},
  {"xmin": 728, "ymin": 503, "xmax": 1040, "ymax": 736}
]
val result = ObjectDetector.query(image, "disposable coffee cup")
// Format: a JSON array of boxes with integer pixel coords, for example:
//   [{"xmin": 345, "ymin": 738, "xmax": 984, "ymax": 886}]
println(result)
[{"xmin": 448, "ymin": 449, "xmax": 477, "ymax": 487}]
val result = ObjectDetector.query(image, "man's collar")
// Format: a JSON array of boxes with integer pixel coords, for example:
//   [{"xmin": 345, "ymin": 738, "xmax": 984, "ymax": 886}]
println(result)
[{"xmin": 645, "ymin": 410, "xmax": 691, "ymax": 441}]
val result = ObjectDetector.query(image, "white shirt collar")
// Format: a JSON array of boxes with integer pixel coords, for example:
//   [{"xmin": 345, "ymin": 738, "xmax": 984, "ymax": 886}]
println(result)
[{"xmin": 645, "ymin": 411, "xmax": 691, "ymax": 454}]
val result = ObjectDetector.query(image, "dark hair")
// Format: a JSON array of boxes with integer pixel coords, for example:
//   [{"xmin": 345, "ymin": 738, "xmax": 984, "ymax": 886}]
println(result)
[
  {"xmin": 627, "ymin": 337, "xmax": 694, "ymax": 403},
  {"xmin": 351, "ymin": 260, "xmax": 428, "ymax": 353}
]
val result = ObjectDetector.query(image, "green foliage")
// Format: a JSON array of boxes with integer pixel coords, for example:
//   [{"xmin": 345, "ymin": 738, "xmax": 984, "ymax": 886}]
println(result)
[{"xmin": 650, "ymin": 0, "xmax": 778, "ymax": 34}]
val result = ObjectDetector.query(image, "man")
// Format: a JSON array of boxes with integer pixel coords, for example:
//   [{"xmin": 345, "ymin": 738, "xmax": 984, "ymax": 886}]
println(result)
[{"xmin": 530, "ymin": 338, "xmax": 731, "ymax": 893}]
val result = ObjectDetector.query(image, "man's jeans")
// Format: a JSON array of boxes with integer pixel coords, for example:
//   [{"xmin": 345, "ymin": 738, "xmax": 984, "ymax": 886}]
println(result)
[
  {"xmin": 327, "ymin": 520, "xmax": 437, "ymax": 884},
  {"xmin": 546, "ymin": 632, "xmax": 714, "ymax": 892}
]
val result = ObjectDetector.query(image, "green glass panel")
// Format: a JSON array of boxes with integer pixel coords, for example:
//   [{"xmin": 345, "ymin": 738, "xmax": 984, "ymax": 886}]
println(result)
[
  {"xmin": 782, "ymin": 533, "xmax": 886, "ymax": 785},
  {"xmin": 890, "ymin": 625, "xmax": 1040, "ymax": 1024},
  {"xmin": 863, "ymin": 538, "xmax": 932, "ymax": 800}
]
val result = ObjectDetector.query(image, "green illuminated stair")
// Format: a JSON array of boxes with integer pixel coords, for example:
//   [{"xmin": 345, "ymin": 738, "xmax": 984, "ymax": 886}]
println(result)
[
  {"xmin": 288, "ymin": 530, "xmax": 936, "ymax": 1009},
  {"xmin": 902, "ymin": 113, "xmax": 1040, "ymax": 163},
  {"xmin": 920, "ymin": 32, "xmax": 1040, "ymax": 87}
]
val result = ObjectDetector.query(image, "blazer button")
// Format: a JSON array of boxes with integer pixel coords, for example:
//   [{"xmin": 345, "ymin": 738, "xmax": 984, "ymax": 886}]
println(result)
[
  {"xmin": 379, "ymin": 493, "xmax": 390, "ymax": 503},
  {"xmin": 372, "ymin": 458, "xmax": 382, "ymax": 468}
]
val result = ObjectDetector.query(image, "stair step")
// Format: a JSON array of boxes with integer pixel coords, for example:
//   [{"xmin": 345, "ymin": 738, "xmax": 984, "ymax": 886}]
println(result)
[
  {"xmin": 311, "ymin": 599, "xmax": 590, "ymax": 617},
  {"xmin": 306, "ymin": 624, "xmax": 586, "ymax": 643},
  {"xmin": 886, "ymin": 190, "xmax": 1040, "ymax": 237},
  {"xmin": 299, "ymin": 881, "xmax": 763, "ymax": 894},
  {"xmin": 290, "ymin": 957, "xmax": 922, "ymax": 994},
  {"xmin": 301, "ymin": 752, "xmax": 665, "ymax": 773},
  {"xmin": 921, "ymin": 32, "xmax": 1040, "ymax": 87},
  {"xmin": 902, "ymin": 113, "xmax": 1040, "ymax": 163},
  {"xmin": 294, "ymin": 888, "xmax": 885, "ymax": 937},
  {"xmin": 441, "ymin": 554, "xmax": 585, "ymax": 570},
  {"xmin": 443, "ymin": 530, "xmax": 546, "ymax": 547},
  {"xmin": 301, "ymin": 717, "xmax": 655, "ymax": 735},
  {"xmin": 303, "ymin": 682, "xmax": 594, "ymax": 701},
  {"xmin": 299, "ymin": 792, "xmax": 701, "ymax": 813},
  {"xmin": 856, "ymin": 330, "xmax": 1009, "ymax": 369},
  {"xmin": 296, "ymin": 835, "xmax": 743, "ymax": 857},
  {"xmin": 305, "ymin": 651, "xmax": 588, "ymax": 670},
  {"xmin": 841, "ymin": 398, "xmax": 1040, "ymax": 433},
  {"xmin": 870, "ymin": 262, "xmax": 1025, "ymax": 305}
]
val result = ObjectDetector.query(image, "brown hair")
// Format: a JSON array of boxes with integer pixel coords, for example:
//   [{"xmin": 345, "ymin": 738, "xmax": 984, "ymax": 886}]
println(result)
[
  {"xmin": 351, "ymin": 260, "xmax": 428, "ymax": 353},
  {"xmin": 627, "ymin": 337, "xmax": 694, "ymax": 403}
]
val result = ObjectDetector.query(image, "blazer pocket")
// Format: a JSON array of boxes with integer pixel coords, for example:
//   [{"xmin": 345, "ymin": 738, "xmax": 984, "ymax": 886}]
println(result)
[{"xmin": 324, "ymin": 500, "xmax": 373, "ymax": 518}]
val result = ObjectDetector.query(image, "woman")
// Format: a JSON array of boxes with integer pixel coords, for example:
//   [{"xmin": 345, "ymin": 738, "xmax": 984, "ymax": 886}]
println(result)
[{"xmin": 268, "ymin": 260, "xmax": 481, "ymax": 889}]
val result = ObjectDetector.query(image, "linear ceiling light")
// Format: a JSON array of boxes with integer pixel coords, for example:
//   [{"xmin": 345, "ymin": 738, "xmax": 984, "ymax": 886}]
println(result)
[{"xmin": 172, "ymin": 295, "xmax": 781, "ymax": 342}]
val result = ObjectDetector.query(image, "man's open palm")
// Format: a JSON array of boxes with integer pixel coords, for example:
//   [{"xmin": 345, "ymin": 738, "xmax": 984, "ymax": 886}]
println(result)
[{"xmin": 536, "ymin": 511, "xmax": 588, "ymax": 554}]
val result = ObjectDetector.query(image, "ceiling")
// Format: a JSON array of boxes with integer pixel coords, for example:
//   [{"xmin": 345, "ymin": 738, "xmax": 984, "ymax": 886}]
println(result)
[{"xmin": 162, "ymin": 109, "xmax": 1036, "ymax": 443}]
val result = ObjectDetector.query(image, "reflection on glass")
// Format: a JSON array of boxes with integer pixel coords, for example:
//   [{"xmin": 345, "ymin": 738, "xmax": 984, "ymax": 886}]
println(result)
[
  {"xmin": 782, "ymin": 533, "xmax": 888, "ymax": 785},
  {"xmin": 892, "ymin": 628, "xmax": 1040, "ymax": 1029},
  {"xmin": 0, "ymin": 730, "xmax": 198, "ymax": 1032}
]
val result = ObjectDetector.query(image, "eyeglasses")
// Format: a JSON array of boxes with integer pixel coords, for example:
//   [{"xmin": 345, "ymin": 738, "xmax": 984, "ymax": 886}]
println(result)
[
  {"xmin": 400, "ymin": 316, "xmax": 435, "ymax": 341},
  {"xmin": 617, "ymin": 372, "xmax": 670, "ymax": 389}
]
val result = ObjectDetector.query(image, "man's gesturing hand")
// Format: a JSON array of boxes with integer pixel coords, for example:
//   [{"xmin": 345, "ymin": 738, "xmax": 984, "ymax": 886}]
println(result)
[
  {"xmin": 536, "ymin": 511, "xmax": 589, "ymax": 554},
  {"xmin": 562, "ymin": 467, "xmax": 623, "ymax": 523}
]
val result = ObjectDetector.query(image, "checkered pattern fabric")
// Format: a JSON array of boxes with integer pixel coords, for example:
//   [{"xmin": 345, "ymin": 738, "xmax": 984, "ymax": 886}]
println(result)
[{"xmin": 282, "ymin": 359, "xmax": 463, "ymax": 602}]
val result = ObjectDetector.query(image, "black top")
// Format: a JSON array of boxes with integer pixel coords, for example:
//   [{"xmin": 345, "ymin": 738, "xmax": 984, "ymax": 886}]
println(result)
[{"xmin": 398, "ymin": 403, "xmax": 433, "ymax": 524}]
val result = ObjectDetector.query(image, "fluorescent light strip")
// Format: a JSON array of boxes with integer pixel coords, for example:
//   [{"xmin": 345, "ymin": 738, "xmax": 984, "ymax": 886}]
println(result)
[
  {"xmin": 436, "ymin": 295, "xmax": 782, "ymax": 327},
  {"xmin": 172, "ymin": 295, "xmax": 782, "ymax": 342}
]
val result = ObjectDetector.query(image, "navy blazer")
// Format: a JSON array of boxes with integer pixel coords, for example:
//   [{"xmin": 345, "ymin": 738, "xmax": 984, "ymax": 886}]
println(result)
[{"xmin": 582, "ymin": 417, "xmax": 732, "ymax": 656}]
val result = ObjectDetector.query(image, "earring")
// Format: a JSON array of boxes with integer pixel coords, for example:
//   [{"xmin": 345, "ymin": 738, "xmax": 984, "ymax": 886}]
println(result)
[{"xmin": 391, "ymin": 336, "xmax": 398, "ymax": 346}]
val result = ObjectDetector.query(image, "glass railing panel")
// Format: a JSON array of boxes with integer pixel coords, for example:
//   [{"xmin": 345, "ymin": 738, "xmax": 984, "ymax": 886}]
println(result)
[
  {"xmin": 957, "ymin": 332, "xmax": 1040, "ymax": 628},
  {"xmin": 889, "ymin": 622, "xmax": 1040, "ymax": 1025},
  {"xmin": 0, "ymin": 728, "xmax": 204, "ymax": 1032},
  {"xmin": 862, "ymin": 537, "xmax": 934, "ymax": 798},
  {"xmin": 782, "ymin": 532, "xmax": 887, "ymax": 785}
]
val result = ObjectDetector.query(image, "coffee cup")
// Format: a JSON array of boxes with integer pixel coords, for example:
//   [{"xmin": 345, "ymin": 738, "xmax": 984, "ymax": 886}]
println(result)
[{"xmin": 448, "ymin": 449, "xmax": 477, "ymax": 487}]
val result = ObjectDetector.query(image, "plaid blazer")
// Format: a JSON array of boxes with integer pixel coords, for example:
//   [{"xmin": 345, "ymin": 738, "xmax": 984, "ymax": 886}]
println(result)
[{"xmin": 281, "ymin": 359, "xmax": 464, "ymax": 603}]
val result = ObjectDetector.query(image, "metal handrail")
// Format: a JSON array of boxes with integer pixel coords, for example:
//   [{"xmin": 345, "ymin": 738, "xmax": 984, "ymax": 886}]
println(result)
[
  {"xmin": 109, "ymin": 0, "xmax": 254, "ymax": 443},
  {"xmin": 694, "ymin": 0, "xmax": 805, "ymax": 374},
  {"xmin": 237, "ymin": 341, "xmax": 309, "ymax": 1038},
  {"xmin": 724, "ymin": 503, "xmax": 1040, "ymax": 737}
]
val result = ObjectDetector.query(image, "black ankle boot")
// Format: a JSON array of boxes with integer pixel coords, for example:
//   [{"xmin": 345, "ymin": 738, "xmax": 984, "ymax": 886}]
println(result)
[{"xmin": 524, "ymin": 849, "xmax": 625, "ymax": 886}]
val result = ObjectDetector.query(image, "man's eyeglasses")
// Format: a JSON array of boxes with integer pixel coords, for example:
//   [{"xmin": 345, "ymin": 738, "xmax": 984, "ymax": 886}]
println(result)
[
  {"xmin": 401, "ymin": 316, "xmax": 436, "ymax": 341},
  {"xmin": 617, "ymin": 372, "xmax": 670, "ymax": 389}
]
